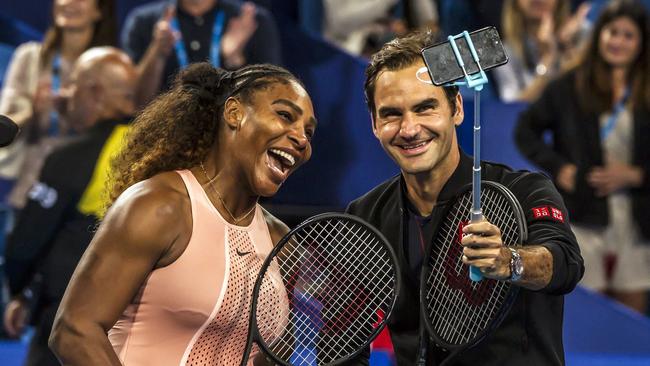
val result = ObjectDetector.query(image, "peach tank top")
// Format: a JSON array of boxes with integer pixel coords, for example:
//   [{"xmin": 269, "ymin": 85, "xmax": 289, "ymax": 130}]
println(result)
[{"xmin": 109, "ymin": 170, "xmax": 288, "ymax": 365}]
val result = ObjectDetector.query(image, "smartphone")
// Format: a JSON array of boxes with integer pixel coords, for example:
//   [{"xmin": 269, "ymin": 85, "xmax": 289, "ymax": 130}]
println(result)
[{"xmin": 421, "ymin": 27, "xmax": 508, "ymax": 86}]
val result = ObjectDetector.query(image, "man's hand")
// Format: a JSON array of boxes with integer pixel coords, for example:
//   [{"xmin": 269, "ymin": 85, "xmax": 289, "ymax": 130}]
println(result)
[
  {"xmin": 151, "ymin": 6, "xmax": 179, "ymax": 59},
  {"xmin": 3, "ymin": 297, "xmax": 28, "ymax": 338},
  {"xmin": 461, "ymin": 220, "xmax": 512, "ymax": 280},
  {"xmin": 221, "ymin": 2, "xmax": 258, "ymax": 68}
]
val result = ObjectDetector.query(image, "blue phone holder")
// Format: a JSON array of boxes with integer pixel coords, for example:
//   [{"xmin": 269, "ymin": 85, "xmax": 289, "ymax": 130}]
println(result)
[{"xmin": 445, "ymin": 31, "xmax": 489, "ymax": 91}]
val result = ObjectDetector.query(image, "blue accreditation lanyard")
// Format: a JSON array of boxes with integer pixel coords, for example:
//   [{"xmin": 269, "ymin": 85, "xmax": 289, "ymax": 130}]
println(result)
[
  {"xmin": 49, "ymin": 54, "xmax": 61, "ymax": 136},
  {"xmin": 170, "ymin": 9, "xmax": 226, "ymax": 68},
  {"xmin": 600, "ymin": 88, "xmax": 630, "ymax": 141}
]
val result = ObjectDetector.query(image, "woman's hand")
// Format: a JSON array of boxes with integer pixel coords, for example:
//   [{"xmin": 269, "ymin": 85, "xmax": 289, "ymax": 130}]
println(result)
[
  {"xmin": 556, "ymin": 164, "xmax": 577, "ymax": 193},
  {"xmin": 588, "ymin": 162, "xmax": 643, "ymax": 196}
]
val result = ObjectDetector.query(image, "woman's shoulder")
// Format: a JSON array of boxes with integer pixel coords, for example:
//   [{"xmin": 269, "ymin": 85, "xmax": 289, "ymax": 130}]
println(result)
[
  {"xmin": 109, "ymin": 171, "xmax": 191, "ymax": 226},
  {"xmin": 102, "ymin": 172, "xmax": 193, "ymax": 259},
  {"xmin": 261, "ymin": 207, "xmax": 289, "ymax": 245},
  {"xmin": 12, "ymin": 41, "xmax": 42, "ymax": 59}
]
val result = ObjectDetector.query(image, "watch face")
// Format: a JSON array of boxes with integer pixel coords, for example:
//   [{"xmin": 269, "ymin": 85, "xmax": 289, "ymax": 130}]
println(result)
[{"xmin": 514, "ymin": 259, "xmax": 523, "ymax": 276}]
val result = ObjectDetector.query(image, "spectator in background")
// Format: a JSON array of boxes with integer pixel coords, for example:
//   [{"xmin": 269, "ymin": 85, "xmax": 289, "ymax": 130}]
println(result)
[
  {"xmin": 515, "ymin": 0, "xmax": 650, "ymax": 314},
  {"xmin": 0, "ymin": 0, "xmax": 116, "ymax": 209},
  {"xmin": 122, "ymin": 0, "xmax": 281, "ymax": 106},
  {"xmin": 439, "ymin": 0, "xmax": 505, "ymax": 37},
  {"xmin": 2, "ymin": 46, "xmax": 136, "ymax": 366},
  {"xmin": 321, "ymin": 0, "xmax": 438, "ymax": 57},
  {"xmin": 494, "ymin": 0, "xmax": 591, "ymax": 102},
  {"xmin": 401, "ymin": 0, "xmax": 440, "ymax": 35}
]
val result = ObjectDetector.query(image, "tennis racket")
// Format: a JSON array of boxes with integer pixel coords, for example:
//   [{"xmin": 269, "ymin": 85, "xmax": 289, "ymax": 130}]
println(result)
[
  {"xmin": 418, "ymin": 181, "xmax": 527, "ymax": 365},
  {"xmin": 240, "ymin": 213, "xmax": 400, "ymax": 366}
]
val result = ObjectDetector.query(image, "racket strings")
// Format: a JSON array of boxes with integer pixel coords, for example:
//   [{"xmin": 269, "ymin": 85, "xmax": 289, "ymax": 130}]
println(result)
[
  {"xmin": 424, "ymin": 187, "xmax": 521, "ymax": 346},
  {"xmin": 255, "ymin": 219, "xmax": 396, "ymax": 365}
]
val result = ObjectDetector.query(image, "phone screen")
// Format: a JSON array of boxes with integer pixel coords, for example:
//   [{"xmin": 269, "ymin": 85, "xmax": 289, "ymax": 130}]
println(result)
[{"xmin": 421, "ymin": 27, "xmax": 508, "ymax": 86}]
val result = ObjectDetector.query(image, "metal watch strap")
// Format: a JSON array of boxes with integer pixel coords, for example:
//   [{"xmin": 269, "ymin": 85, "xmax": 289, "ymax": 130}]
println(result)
[{"xmin": 508, "ymin": 247, "xmax": 523, "ymax": 282}]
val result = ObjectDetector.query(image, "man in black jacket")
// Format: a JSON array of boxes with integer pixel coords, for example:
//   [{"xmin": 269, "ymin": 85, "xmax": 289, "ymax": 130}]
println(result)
[
  {"xmin": 346, "ymin": 31, "xmax": 584, "ymax": 365},
  {"xmin": 122, "ymin": 0, "xmax": 282, "ymax": 105},
  {"xmin": 2, "ymin": 47, "xmax": 135, "ymax": 366}
]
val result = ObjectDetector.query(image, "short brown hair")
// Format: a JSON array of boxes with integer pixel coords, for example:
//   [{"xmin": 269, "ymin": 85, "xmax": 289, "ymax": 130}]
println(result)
[{"xmin": 364, "ymin": 31, "xmax": 459, "ymax": 119}]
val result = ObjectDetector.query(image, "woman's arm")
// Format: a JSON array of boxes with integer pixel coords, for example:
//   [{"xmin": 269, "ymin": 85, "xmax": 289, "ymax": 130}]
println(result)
[
  {"xmin": 0, "ymin": 43, "xmax": 40, "ymax": 127},
  {"xmin": 514, "ymin": 78, "xmax": 571, "ymax": 178},
  {"xmin": 49, "ymin": 175, "xmax": 191, "ymax": 365}
]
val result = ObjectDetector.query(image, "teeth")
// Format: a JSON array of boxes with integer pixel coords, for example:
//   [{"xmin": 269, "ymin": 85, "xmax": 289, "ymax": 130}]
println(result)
[
  {"xmin": 403, "ymin": 141, "xmax": 428, "ymax": 149},
  {"xmin": 269, "ymin": 148, "xmax": 295, "ymax": 167}
]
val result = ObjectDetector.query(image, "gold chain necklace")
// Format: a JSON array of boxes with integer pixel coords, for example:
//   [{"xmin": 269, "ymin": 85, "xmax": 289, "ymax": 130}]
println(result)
[{"xmin": 199, "ymin": 161, "xmax": 256, "ymax": 224}]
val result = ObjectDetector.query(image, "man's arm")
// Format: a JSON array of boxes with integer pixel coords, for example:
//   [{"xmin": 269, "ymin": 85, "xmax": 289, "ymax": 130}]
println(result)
[
  {"xmin": 4, "ymin": 153, "xmax": 73, "ymax": 298},
  {"xmin": 514, "ymin": 78, "xmax": 571, "ymax": 179},
  {"xmin": 461, "ymin": 221, "xmax": 555, "ymax": 291},
  {"xmin": 122, "ymin": 4, "xmax": 173, "ymax": 106},
  {"xmin": 461, "ymin": 173, "xmax": 584, "ymax": 293}
]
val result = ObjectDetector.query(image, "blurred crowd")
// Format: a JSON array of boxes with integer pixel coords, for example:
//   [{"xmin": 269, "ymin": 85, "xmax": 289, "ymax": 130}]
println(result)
[{"xmin": 0, "ymin": 0, "xmax": 649, "ymax": 364}]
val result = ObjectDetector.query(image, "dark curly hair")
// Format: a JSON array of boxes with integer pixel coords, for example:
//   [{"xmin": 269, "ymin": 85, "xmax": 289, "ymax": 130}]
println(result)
[{"xmin": 107, "ymin": 63, "xmax": 304, "ymax": 206}]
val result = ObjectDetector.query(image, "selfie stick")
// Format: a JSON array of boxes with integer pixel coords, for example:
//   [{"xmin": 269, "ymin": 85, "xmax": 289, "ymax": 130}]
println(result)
[{"xmin": 447, "ymin": 31, "xmax": 489, "ymax": 282}]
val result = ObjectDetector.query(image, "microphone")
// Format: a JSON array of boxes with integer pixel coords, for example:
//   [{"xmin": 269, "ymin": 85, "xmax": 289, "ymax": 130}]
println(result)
[{"xmin": 0, "ymin": 115, "xmax": 20, "ymax": 147}]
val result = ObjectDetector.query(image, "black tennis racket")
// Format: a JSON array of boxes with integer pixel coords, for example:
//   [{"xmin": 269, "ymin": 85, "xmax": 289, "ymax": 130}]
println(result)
[
  {"xmin": 419, "ymin": 181, "xmax": 527, "ymax": 365},
  {"xmin": 240, "ymin": 213, "xmax": 400, "ymax": 366}
]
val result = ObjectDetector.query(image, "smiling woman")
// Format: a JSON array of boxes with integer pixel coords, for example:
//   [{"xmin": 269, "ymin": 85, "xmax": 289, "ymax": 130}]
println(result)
[
  {"xmin": 0, "ymin": 0, "xmax": 116, "ymax": 209},
  {"xmin": 48, "ymin": 62, "xmax": 317, "ymax": 366},
  {"xmin": 516, "ymin": 0, "xmax": 650, "ymax": 314}
]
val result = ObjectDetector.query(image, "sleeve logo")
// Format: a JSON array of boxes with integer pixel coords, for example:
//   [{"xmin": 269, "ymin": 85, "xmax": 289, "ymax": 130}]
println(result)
[
  {"xmin": 532, "ymin": 205, "xmax": 564, "ymax": 223},
  {"xmin": 27, "ymin": 182, "xmax": 58, "ymax": 209}
]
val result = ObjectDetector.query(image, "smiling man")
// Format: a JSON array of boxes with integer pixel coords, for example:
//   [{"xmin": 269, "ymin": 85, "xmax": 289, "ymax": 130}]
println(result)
[{"xmin": 346, "ymin": 31, "xmax": 584, "ymax": 365}]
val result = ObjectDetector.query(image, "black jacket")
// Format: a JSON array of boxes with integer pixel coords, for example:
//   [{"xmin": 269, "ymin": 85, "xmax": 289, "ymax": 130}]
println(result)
[
  {"xmin": 121, "ymin": 0, "xmax": 282, "ymax": 91},
  {"xmin": 346, "ymin": 153, "xmax": 584, "ymax": 365},
  {"xmin": 5, "ymin": 119, "xmax": 130, "ymax": 316},
  {"xmin": 515, "ymin": 70, "xmax": 650, "ymax": 239}
]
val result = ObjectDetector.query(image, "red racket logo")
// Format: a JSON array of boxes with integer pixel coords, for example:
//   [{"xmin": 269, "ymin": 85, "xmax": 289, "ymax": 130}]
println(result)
[
  {"xmin": 283, "ymin": 240, "xmax": 371, "ymax": 336},
  {"xmin": 442, "ymin": 220, "xmax": 495, "ymax": 306}
]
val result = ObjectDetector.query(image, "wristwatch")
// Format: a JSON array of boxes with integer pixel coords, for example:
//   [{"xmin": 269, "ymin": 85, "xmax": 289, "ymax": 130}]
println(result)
[{"xmin": 509, "ymin": 247, "xmax": 523, "ymax": 282}]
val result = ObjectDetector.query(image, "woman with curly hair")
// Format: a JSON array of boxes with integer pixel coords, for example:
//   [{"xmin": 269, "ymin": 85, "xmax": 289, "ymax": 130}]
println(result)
[{"xmin": 49, "ymin": 62, "xmax": 317, "ymax": 365}]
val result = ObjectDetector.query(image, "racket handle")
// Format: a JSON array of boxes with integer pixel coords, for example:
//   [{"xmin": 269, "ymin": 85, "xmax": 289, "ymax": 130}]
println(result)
[
  {"xmin": 470, "ymin": 266, "xmax": 483, "ymax": 282},
  {"xmin": 416, "ymin": 324, "xmax": 428, "ymax": 366}
]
